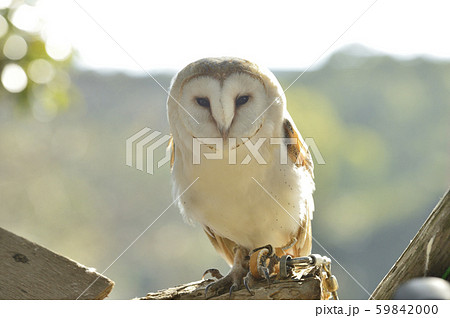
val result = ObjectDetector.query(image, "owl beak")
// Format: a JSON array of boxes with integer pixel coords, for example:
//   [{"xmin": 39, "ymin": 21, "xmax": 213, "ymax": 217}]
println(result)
[
  {"xmin": 218, "ymin": 125, "xmax": 230, "ymax": 139},
  {"xmin": 211, "ymin": 101, "xmax": 234, "ymax": 139}
]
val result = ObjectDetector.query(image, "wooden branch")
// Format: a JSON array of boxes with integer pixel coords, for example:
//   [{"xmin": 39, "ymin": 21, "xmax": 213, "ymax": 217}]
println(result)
[
  {"xmin": 0, "ymin": 227, "xmax": 114, "ymax": 300},
  {"xmin": 139, "ymin": 270, "xmax": 326, "ymax": 300},
  {"xmin": 371, "ymin": 188, "xmax": 450, "ymax": 300}
]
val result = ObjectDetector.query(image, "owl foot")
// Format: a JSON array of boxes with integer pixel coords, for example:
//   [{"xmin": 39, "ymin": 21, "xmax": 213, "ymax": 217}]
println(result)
[
  {"xmin": 204, "ymin": 246, "xmax": 250, "ymax": 299},
  {"xmin": 204, "ymin": 266, "xmax": 248, "ymax": 299},
  {"xmin": 249, "ymin": 244, "xmax": 279, "ymax": 285}
]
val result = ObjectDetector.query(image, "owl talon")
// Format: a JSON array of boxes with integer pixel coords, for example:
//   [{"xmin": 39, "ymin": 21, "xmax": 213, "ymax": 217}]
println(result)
[
  {"xmin": 204, "ymin": 282, "xmax": 216, "ymax": 299},
  {"xmin": 243, "ymin": 272, "xmax": 255, "ymax": 296},
  {"xmin": 202, "ymin": 268, "xmax": 224, "ymax": 280},
  {"xmin": 229, "ymin": 283, "xmax": 239, "ymax": 299},
  {"xmin": 262, "ymin": 266, "xmax": 271, "ymax": 285}
]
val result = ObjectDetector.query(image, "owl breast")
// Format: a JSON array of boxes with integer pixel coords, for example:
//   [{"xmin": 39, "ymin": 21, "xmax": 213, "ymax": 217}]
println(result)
[{"xmin": 172, "ymin": 140, "xmax": 313, "ymax": 250}]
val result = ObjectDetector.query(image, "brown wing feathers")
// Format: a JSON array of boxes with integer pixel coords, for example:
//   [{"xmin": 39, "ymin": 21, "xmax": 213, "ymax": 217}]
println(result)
[
  {"xmin": 203, "ymin": 227, "xmax": 236, "ymax": 266},
  {"xmin": 283, "ymin": 118, "xmax": 314, "ymax": 177},
  {"xmin": 168, "ymin": 136, "xmax": 175, "ymax": 170}
]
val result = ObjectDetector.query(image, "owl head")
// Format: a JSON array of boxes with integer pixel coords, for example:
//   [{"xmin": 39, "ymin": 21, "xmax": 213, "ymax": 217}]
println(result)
[{"xmin": 167, "ymin": 57, "xmax": 287, "ymax": 149}]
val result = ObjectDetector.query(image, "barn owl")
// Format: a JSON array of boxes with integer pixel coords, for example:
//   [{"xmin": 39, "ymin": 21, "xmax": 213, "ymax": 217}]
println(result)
[{"xmin": 167, "ymin": 57, "xmax": 314, "ymax": 297}]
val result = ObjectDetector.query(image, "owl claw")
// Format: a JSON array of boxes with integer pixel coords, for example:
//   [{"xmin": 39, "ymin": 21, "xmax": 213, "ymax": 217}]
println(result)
[
  {"xmin": 229, "ymin": 283, "xmax": 239, "ymax": 299},
  {"xmin": 243, "ymin": 272, "xmax": 255, "ymax": 296},
  {"xmin": 202, "ymin": 265, "xmax": 248, "ymax": 299},
  {"xmin": 204, "ymin": 282, "xmax": 215, "ymax": 300},
  {"xmin": 202, "ymin": 268, "xmax": 224, "ymax": 280},
  {"xmin": 262, "ymin": 266, "xmax": 271, "ymax": 286}
]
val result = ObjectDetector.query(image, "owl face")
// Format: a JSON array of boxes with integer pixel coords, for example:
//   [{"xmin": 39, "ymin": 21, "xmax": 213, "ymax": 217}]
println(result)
[{"xmin": 168, "ymin": 57, "xmax": 286, "ymax": 149}]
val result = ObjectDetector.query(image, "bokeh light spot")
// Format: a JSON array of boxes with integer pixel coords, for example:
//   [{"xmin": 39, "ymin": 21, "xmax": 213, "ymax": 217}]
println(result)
[
  {"xmin": 0, "ymin": 15, "xmax": 8, "ymax": 38},
  {"xmin": 0, "ymin": 0, "xmax": 12, "ymax": 10},
  {"xmin": 45, "ymin": 36, "xmax": 71, "ymax": 61},
  {"xmin": 3, "ymin": 34, "xmax": 28, "ymax": 60},
  {"xmin": 28, "ymin": 59, "xmax": 55, "ymax": 84},
  {"xmin": 1, "ymin": 63, "xmax": 28, "ymax": 93},
  {"xmin": 10, "ymin": 4, "xmax": 41, "ymax": 33}
]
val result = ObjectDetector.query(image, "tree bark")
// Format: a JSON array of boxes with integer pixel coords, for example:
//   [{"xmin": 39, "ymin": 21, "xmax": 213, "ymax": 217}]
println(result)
[{"xmin": 139, "ymin": 270, "xmax": 326, "ymax": 300}]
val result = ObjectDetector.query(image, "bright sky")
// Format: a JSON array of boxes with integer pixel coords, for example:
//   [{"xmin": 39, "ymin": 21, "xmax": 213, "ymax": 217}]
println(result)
[{"xmin": 33, "ymin": 0, "xmax": 450, "ymax": 73}]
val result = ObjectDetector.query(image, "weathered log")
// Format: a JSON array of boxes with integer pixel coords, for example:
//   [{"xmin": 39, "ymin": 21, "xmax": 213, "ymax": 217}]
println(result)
[
  {"xmin": 139, "ymin": 270, "xmax": 326, "ymax": 300},
  {"xmin": 371, "ymin": 188, "xmax": 450, "ymax": 299},
  {"xmin": 0, "ymin": 227, "xmax": 114, "ymax": 299}
]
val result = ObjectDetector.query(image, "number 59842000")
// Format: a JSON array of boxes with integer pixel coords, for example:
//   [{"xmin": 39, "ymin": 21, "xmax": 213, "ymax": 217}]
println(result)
[{"xmin": 375, "ymin": 304, "xmax": 438, "ymax": 315}]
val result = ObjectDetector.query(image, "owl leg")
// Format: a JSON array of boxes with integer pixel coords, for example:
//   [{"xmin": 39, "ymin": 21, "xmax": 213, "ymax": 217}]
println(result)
[{"xmin": 204, "ymin": 246, "xmax": 249, "ymax": 299}]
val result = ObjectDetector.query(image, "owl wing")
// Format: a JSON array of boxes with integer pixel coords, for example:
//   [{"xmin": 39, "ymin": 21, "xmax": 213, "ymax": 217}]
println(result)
[
  {"xmin": 283, "ymin": 118, "xmax": 314, "ymax": 177},
  {"xmin": 203, "ymin": 226, "xmax": 236, "ymax": 266},
  {"xmin": 283, "ymin": 202, "xmax": 313, "ymax": 257},
  {"xmin": 168, "ymin": 136, "xmax": 175, "ymax": 170},
  {"xmin": 282, "ymin": 117, "xmax": 314, "ymax": 257}
]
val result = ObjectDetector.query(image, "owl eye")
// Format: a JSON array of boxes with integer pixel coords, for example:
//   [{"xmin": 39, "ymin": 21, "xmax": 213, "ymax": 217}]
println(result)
[
  {"xmin": 196, "ymin": 97, "xmax": 210, "ymax": 108},
  {"xmin": 235, "ymin": 95, "xmax": 250, "ymax": 107}
]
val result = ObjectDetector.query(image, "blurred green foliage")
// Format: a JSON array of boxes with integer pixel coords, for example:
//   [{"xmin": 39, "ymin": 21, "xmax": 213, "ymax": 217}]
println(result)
[
  {"xmin": 0, "ymin": 0, "xmax": 73, "ymax": 118},
  {"xmin": 0, "ymin": 48, "xmax": 448, "ymax": 299}
]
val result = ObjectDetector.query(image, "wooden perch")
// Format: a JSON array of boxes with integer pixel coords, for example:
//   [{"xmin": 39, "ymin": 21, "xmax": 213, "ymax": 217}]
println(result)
[
  {"xmin": 0, "ymin": 227, "xmax": 114, "ymax": 300},
  {"xmin": 371, "ymin": 187, "xmax": 450, "ymax": 300},
  {"xmin": 139, "ymin": 268, "xmax": 327, "ymax": 300}
]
